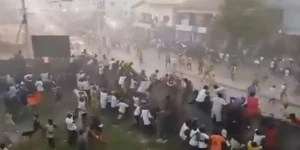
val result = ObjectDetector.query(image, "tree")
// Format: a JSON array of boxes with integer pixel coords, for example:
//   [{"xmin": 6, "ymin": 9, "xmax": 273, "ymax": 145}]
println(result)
[{"xmin": 211, "ymin": 0, "xmax": 280, "ymax": 55}]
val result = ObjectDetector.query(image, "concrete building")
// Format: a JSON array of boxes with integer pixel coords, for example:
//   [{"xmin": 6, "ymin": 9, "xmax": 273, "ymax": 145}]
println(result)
[
  {"xmin": 131, "ymin": 0, "xmax": 223, "ymax": 43},
  {"xmin": 174, "ymin": 0, "xmax": 224, "ymax": 43},
  {"xmin": 131, "ymin": 0, "xmax": 183, "ymax": 44},
  {"xmin": 132, "ymin": 0, "xmax": 184, "ymax": 29}
]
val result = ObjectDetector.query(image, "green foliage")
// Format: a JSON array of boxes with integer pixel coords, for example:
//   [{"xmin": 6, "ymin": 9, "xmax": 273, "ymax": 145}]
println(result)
[{"xmin": 211, "ymin": 0, "xmax": 280, "ymax": 50}]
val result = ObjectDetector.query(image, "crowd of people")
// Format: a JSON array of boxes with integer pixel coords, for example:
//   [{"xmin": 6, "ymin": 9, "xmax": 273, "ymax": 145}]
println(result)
[{"xmin": 0, "ymin": 44, "xmax": 300, "ymax": 150}]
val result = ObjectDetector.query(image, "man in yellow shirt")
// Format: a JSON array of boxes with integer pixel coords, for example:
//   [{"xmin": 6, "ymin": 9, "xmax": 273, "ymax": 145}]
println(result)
[{"xmin": 247, "ymin": 141, "xmax": 262, "ymax": 150}]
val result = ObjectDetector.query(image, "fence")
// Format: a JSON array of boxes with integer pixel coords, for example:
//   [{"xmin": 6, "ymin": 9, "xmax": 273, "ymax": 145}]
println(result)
[{"xmin": 0, "ymin": 57, "xmax": 72, "ymax": 77}]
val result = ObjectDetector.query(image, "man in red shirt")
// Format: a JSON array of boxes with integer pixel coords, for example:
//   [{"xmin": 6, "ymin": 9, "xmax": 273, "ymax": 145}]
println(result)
[
  {"xmin": 265, "ymin": 124, "xmax": 279, "ymax": 150},
  {"xmin": 288, "ymin": 113, "xmax": 300, "ymax": 125},
  {"xmin": 245, "ymin": 92, "xmax": 261, "ymax": 129},
  {"xmin": 281, "ymin": 109, "xmax": 300, "ymax": 126}
]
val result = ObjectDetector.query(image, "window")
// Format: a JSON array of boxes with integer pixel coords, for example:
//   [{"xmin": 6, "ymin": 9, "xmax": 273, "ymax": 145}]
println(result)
[
  {"xmin": 141, "ymin": 13, "xmax": 152, "ymax": 23},
  {"xmin": 176, "ymin": 13, "xmax": 191, "ymax": 25}
]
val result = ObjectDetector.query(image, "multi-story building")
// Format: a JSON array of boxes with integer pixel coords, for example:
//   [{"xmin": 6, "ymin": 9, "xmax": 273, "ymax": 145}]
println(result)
[
  {"xmin": 131, "ymin": 0, "xmax": 222, "ymax": 43},
  {"xmin": 174, "ymin": 0, "xmax": 223, "ymax": 43},
  {"xmin": 132, "ymin": 0, "xmax": 184, "ymax": 28},
  {"xmin": 131, "ymin": 0, "xmax": 183, "ymax": 44}
]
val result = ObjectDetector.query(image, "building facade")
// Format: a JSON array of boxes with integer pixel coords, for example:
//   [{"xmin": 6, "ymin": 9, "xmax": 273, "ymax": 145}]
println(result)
[
  {"xmin": 131, "ymin": 0, "xmax": 181, "ymax": 44},
  {"xmin": 131, "ymin": 0, "xmax": 223, "ymax": 44},
  {"xmin": 174, "ymin": 0, "xmax": 223, "ymax": 43}
]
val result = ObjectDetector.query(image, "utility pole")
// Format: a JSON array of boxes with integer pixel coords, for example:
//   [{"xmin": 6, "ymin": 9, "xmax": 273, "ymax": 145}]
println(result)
[{"xmin": 21, "ymin": 0, "xmax": 33, "ymax": 58}]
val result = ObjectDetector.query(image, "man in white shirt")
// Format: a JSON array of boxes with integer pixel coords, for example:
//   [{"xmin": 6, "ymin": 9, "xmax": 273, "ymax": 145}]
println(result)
[
  {"xmin": 98, "ymin": 65, "xmax": 104, "ymax": 75},
  {"xmin": 110, "ymin": 93, "xmax": 118, "ymax": 108},
  {"xmin": 254, "ymin": 59, "xmax": 260, "ymax": 67},
  {"xmin": 133, "ymin": 96, "xmax": 140, "ymax": 107},
  {"xmin": 77, "ymin": 97, "xmax": 86, "ymax": 116},
  {"xmin": 100, "ymin": 90, "xmax": 108, "ymax": 109},
  {"xmin": 198, "ymin": 127, "xmax": 210, "ymax": 150},
  {"xmin": 118, "ymin": 76, "xmax": 127, "ymax": 88},
  {"xmin": 24, "ymin": 74, "xmax": 33, "ymax": 82},
  {"xmin": 224, "ymin": 54, "xmax": 229, "ymax": 62},
  {"xmin": 170, "ymin": 57, "xmax": 178, "ymax": 73},
  {"xmin": 40, "ymin": 72, "xmax": 53, "ymax": 91},
  {"xmin": 284, "ymin": 69, "xmax": 290, "ymax": 77},
  {"xmin": 211, "ymin": 93, "xmax": 227, "ymax": 124},
  {"xmin": 87, "ymin": 58, "xmax": 95, "ymax": 65},
  {"xmin": 260, "ymin": 56, "xmax": 264, "ymax": 62},
  {"xmin": 35, "ymin": 78, "xmax": 44, "ymax": 92},
  {"xmin": 179, "ymin": 121, "xmax": 190, "ymax": 141},
  {"xmin": 268, "ymin": 85, "xmax": 277, "ymax": 104},
  {"xmin": 150, "ymin": 70, "xmax": 159, "ymax": 83},
  {"xmin": 189, "ymin": 128, "xmax": 200, "ymax": 149},
  {"xmin": 280, "ymin": 83, "xmax": 287, "ymax": 102},
  {"xmin": 137, "ymin": 81, "xmax": 151, "ymax": 99},
  {"xmin": 130, "ymin": 78, "xmax": 137, "ymax": 90},
  {"xmin": 82, "ymin": 79, "xmax": 89, "ymax": 90},
  {"xmin": 65, "ymin": 113, "xmax": 77, "ymax": 146},
  {"xmin": 279, "ymin": 58, "xmax": 285, "ymax": 72},
  {"xmin": 219, "ymin": 52, "xmax": 224, "ymax": 60},
  {"xmin": 128, "ymin": 102, "xmax": 142, "ymax": 132},
  {"xmin": 214, "ymin": 85, "xmax": 226, "ymax": 97},
  {"xmin": 109, "ymin": 58, "xmax": 116, "ymax": 70},
  {"xmin": 77, "ymin": 96, "xmax": 86, "ymax": 130},
  {"xmin": 231, "ymin": 65, "xmax": 237, "ymax": 81},
  {"xmin": 40, "ymin": 72, "xmax": 50, "ymax": 82},
  {"xmin": 195, "ymin": 85, "xmax": 209, "ymax": 103},
  {"xmin": 117, "ymin": 101, "xmax": 129, "ymax": 120},
  {"xmin": 77, "ymin": 79, "xmax": 84, "ymax": 91},
  {"xmin": 253, "ymin": 129, "xmax": 265, "ymax": 146},
  {"xmin": 6, "ymin": 74, "xmax": 15, "ymax": 85},
  {"xmin": 76, "ymin": 71, "xmax": 85, "ymax": 82},
  {"xmin": 133, "ymin": 104, "xmax": 141, "ymax": 125},
  {"xmin": 100, "ymin": 55, "xmax": 108, "ymax": 66},
  {"xmin": 79, "ymin": 79, "xmax": 90, "ymax": 102},
  {"xmin": 270, "ymin": 59, "xmax": 275, "ymax": 73},
  {"xmin": 69, "ymin": 55, "xmax": 76, "ymax": 63},
  {"xmin": 141, "ymin": 109, "xmax": 153, "ymax": 135},
  {"xmin": 8, "ymin": 85, "xmax": 18, "ymax": 99}
]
